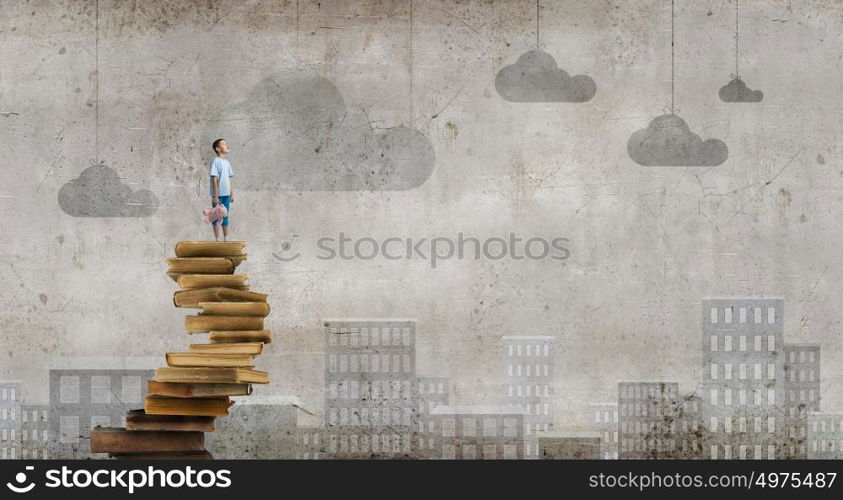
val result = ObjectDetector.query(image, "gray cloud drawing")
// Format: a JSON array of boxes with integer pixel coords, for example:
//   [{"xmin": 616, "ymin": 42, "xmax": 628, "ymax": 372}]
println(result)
[
  {"xmin": 201, "ymin": 70, "xmax": 435, "ymax": 191},
  {"xmin": 719, "ymin": 77, "xmax": 763, "ymax": 103},
  {"xmin": 495, "ymin": 50, "xmax": 596, "ymax": 103},
  {"xmin": 58, "ymin": 164, "xmax": 158, "ymax": 217},
  {"xmin": 627, "ymin": 114, "xmax": 728, "ymax": 166}
]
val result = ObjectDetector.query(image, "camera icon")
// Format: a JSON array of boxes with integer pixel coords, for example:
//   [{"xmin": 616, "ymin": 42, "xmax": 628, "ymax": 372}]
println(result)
[
  {"xmin": 272, "ymin": 234, "xmax": 301, "ymax": 262},
  {"xmin": 7, "ymin": 466, "xmax": 35, "ymax": 494}
]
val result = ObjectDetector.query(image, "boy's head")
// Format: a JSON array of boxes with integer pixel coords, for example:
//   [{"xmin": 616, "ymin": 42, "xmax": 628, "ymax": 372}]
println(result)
[{"xmin": 212, "ymin": 138, "xmax": 230, "ymax": 156}]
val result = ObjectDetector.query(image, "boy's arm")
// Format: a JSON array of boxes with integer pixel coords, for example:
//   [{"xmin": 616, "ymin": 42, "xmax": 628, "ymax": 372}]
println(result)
[{"xmin": 212, "ymin": 176, "xmax": 220, "ymax": 204}]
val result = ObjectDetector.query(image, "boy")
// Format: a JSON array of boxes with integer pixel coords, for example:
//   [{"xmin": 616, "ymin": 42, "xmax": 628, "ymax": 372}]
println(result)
[{"xmin": 209, "ymin": 138, "xmax": 235, "ymax": 241}]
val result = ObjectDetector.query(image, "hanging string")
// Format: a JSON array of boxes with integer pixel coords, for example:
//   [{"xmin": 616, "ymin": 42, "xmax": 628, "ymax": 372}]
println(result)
[
  {"xmin": 409, "ymin": 0, "xmax": 414, "ymax": 124},
  {"xmin": 670, "ymin": 0, "xmax": 675, "ymax": 114},
  {"xmin": 536, "ymin": 0, "xmax": 540, "ymax": 50},
  {"xmin": 95, "ymin": 0, "xmax": 100, "ymax": 164},
  {"xmin": 735, "ymin": 0, "xmax": 740, "ymax": 79}
]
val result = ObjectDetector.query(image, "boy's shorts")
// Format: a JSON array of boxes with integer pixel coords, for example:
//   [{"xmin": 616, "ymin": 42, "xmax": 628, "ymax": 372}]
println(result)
[{"xmin": 212, "ymin": 195, "xmax": 231, "ymax": 227}]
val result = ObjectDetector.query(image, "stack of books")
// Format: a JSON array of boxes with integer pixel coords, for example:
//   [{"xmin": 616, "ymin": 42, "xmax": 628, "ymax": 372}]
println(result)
[{"xmin": 91, "ymin": 241, "xmax": 271, "ymax": 459}]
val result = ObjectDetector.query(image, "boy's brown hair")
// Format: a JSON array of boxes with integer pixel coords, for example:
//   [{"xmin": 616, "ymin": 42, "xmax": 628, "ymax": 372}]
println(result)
[{"xmin": 212, "ymin": 138, "xmax": 225, "ymax": 154}]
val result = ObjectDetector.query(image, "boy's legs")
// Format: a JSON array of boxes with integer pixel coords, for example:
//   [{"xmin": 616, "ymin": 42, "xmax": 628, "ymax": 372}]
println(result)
[{"xmin": 219, "ymin": 196, "xmax": 231, "ymax": 241}]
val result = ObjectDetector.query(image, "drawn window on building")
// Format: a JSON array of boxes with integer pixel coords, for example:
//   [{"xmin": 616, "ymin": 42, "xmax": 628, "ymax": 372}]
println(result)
[
  {"xmin": 59, "ymin": 376, "xmax": 80, "ymax": 404},
  {"xmin": 739, "ymin": 308, "xmax": 747, "ymax": 323},
  {"xmin": 710, "ymin": 363, "xmax": 718, "ymax": 380},
  {"xmin": 724, "ymin": 416, "xmax": 732, "ymax": 433},
  {"xmin": 392, "ymin": 354, "xmax": 400, "ymax": 373},
  {"xmin": 503, "ymin": 418, "xmax": 518, "ymax": 437},
  {"xmin": 350, "ymin": 355, "xmax": 358, "ymax": 372},
  {"xmin": 724, "ymin": 336, "xmax": 732, "ymax": 352},
  {"xmin": 90, "ymin": 376, "xmax": 111, "ymax": 404},
  {"xmin": 754, "ymin": 335, "xmax": 762, "ymax": 352},
  {"xmin": 340, "ymin": 333, "xmax": 348, "ymax": 346},
  {"xmin": 517, "ymin": 345, "xmax": 522, "ymax": 356},
  {"xmin": 768, "ymin": 416, "xmax": 776, "ymax": 433},
  {"xmin": 503, "ymin": 444, "xmax": 518, "ymax": 459},
  {"xmin": 401, "ymin": 327, "xmax": 411, "ymax": 346},
  {"xmin": 463, "ymin": 445, "xmax": 476, "ymax": 459},
  {"xmin": 441, "ymin": 444, "xmax": 455, "ymax": 459},
  {"xmin": 91, "ymin": 415, "xmax": 110, "ymax": 429},
  {"xmin": 544, "ymin": 345, "xmax": 549, "ymax": 356},
  {"xmin": 10, "ymin": 408, "xmax": 15, "ymax": 421},
  {"xmin": 725, "ymin": 307, "xmax": 733, "ymax": 324},
  {"xmin": 340, "ymin": 355, "xmax": 348, "ymax": 372},
  {"xmin": 371, "ymin": 328, "xmax": 379, "ymax": 346},
  {"xmin": 710, "ymin": 308, "xmax": 718, "ymax": 324},
  {"xmin": 361, "ymin": 328, "xmax": 369, "ymax": 346},
  {"xmin": 60, "ymin": 416, "xmax": 79, "ymax": 444},
  {"xmin": 754, "ymin": 364, "xmax": 762, "ymax": 380},
  {"xmin": 768, "ymin": 336, "xmax": 776, "ymax": 352},
  {"xmin": 724, "ymin": 363, "xmax": 732, "ymax": 380},
  {"xmin": 402, "ymin": 355, "xmax": 411, "ymax": 373},
  {"xmin": 767, "ymin": 308, "xmax": 776, "ymax": 324},
  {"xmin": 508, "ymin": 345, "xmax": 513, "ymax": 356},
  {"xmin": 767, "ymin": 363, "xmax": 776, "ymax": 380},
  {"xmin": 809, "ymin": 351, "xmax": 815, "ymax": 363},
  {"xmin": 381, "ymin": 355, "xmax": 390, "ymax": 373},
  {"xmin": 442, "ymin": 418, "xmax": 456, "ymax": 437},
  {"xmin": 371, "ymin": 355, "xmax": 379, "ymax": 373},
  {"xmin": 710, "ymin": 335, "xmax": 717, "ymax": 352},
  {"xmin": 739, "ymin": 335, "xmax": 747, "ymax": 352},
  {"xmin": 724, "ymin": 389, "xmax": 732, "ymax": 406},
  {"xmin": 483, "ymin": 418, "xmax": 497, "ymax": 437},
  {"xmin": 483, "ymin": 445, "xmax": 497, "ymax": 459},
  {"xmin": 381, "ymin": 329, "xmax": 389, "ymax": 346},
  {"xmin": 329, "ymin": 355, "xmax": 337, "ymax": 373},
  {"xmin": 739, "ymin": 364, "xmax": 747, "ymax": 380},
  {"xmin": 767, "ymin": 389, "xmax": 776, "ymax": 406},
  {"xmin": 120, "ymin": 376, "xmax": 141, "ymax": 404}
]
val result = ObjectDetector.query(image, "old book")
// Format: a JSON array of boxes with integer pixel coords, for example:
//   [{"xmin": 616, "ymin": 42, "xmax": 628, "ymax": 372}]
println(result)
[
  {"xmin": 166, "ymin": 352, "xmax": 255, "ymax": 368},
  {"xmin": 175, "ymin": 241, "xmax": 247, "ymax": 257},
  {"xmin": 177, "ymin": 274, "xmax": 249, "ymax": 290},
  {"xmin": 111, "ymin": 450, "xmax": 214, "ymax": 460},
  {"xmin": 147, "ymin": 380, "xmax": 252, "ymax": 398},
  {"xmin": 209, "ymin": 330, "xmax": 272, "ymax": 344},
  {"xmin": 155, "ymin": 367, "xmax": 269, "ymax": 384},
  {"xmin": 125, "ymin": 409, "xmax": 216, "ymax": 432},
  {"xmin": 145, "ymin": 395, "xmax": 234, "ymax": 416},
  {"xmin": 185, "ymin": 315, "xmax": 263, "ymax": 333},
  {"xmin": 188, "ymin": 342, "xmax": 263, "ymax": 355},
  {"xmin": 173, "ymin": 287, "xmax": 268, "ymax": 308},
  {"xmin": 90, "ymin": 427, "xmax": 205, "ymax": 453},
  {"xmin": 166, "ymin": 257, "xmax": 238, "ymax": 274},
  {"xmin": 198, "ymin": 301, "xmax": 270, "ymax": 317}
]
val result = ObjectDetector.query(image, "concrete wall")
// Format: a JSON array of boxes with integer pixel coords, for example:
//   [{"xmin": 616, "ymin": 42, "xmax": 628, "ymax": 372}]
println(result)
[{"xmin": 3, "ymin": 0, "xmax": 843, "ymax": 445}]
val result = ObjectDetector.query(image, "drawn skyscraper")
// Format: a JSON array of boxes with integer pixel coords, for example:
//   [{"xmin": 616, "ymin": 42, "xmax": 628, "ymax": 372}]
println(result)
[
  {"xmin": 782, "ymin": 344, "xmax": 821, "ymax": 458},
  {"xmin": 617, "ymin": 382, "xmax": 701, "ymax": 459},
  {"xmin": 502, "ymin": 336, "xmax": 554, "ymax": 458},
  {"xmin": 807, "ymin": 412, "xmax": 843, "ymax": 459},
  {"xmin": 702, "ymin": 298, "xmax": 784, "ymax": 459},
  {"xmin": 0, "ymin": 382, "xmax": 21, "ymax": 460},
  {"xmin": 416, "ymin": 376, "xmax": 450, "ymax": 459},
  {"xmin": 323, "ymin": 319, "xmax": 418, "ymax": 458},
  {"xmin": 589, "ymin": 402, "xmax": 619, "ymax": 459}
]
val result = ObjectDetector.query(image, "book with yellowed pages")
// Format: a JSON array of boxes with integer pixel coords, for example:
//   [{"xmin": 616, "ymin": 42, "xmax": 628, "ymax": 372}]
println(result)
[
  {"xmin": 166, "ymin": 352, "xmax": 255, "ymax": 368},
  {"xmin": 145, "ymin": 395, "xmax": 234, "ymax": 416},
  {"xmin": 155, "ymin": 366, "xmax": 269, "ymax": 384},
  {"xmin": 177, "ymin": 274, "xmax": 249, "ymax": 290},
  {"xmin": 91, "ymin": 426, "xmax": 205, "ymax": 453},
  {"xmin": 188, "ymin": 342, "xmax": 263, "ymax": 355},
  {"xmin": 175, "ymin": 240, "xmax": 246, "ymax": 257},
  {"xmin": 198, "ymin": 301, "xmax": 270, "ymax": 317},
  {"xmin": 110, "ymin": 450, "xmax": 214, "ymax": 460},
  {"xmin": 147, "ymin": 380, "xmax": 252, "ymax": 398},
  {"xmin": 166, "ymin": 257, "xmax": 239, "ymax": 274},
  {"xmin": 125, "ymin": 409, "xmax": 216, "ymax": 432},
  {"xmin": 185, "ymin": 315, "xmax": 264, "ymax": 333},
  {"xmin": 209, "ymin": 330, "xmax": 272, "ymax": 344},
  {"xmin": 173, "ymin": 287, "xmax": 268, "ymax": 308}
]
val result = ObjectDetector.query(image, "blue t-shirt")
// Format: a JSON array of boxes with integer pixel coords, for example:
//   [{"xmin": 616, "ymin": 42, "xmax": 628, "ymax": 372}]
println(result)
[{"xmin": 209, "ymin": 157, "xmax": 234, "ymax": 197}]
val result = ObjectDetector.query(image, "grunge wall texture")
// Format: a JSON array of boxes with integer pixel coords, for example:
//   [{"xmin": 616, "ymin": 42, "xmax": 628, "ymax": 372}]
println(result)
[{"xmin": 2, "ymin": 0, "xmax": 843, "ymax": 440}]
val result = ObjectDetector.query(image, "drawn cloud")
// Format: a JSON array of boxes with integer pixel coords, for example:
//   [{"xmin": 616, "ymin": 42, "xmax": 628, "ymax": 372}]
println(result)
[
  {"xmin": 718, "ymin": 77, "xmax": 763, "ymax": 103},
  {"xmin": 58, "ymin": 164, "xmax": 158, "ymax": 217},
  {"xmin": 201, "ymin": 70, "xmax": 435, "ymax": 191},
  {"xmin": 495, "ymin": 50, "xmax": 596, "ymax": 103},
  {"xmin": 627, "ymin": 114, "xmax": 728, "ymax": 166}
]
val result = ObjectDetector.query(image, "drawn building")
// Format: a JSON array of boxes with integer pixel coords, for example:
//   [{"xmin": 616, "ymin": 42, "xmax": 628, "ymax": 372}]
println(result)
[
  {"xmin": 416, "ymin": 376, "xmax": 450, "ymax": 459},
  {"xmin": 807, "ymin": 412, "xmax": 843, "ymax": 459},
  {"xmin": 618, "ymin": 382, "xmax": 702, "ymax": 459},
  {"xmin": 702, "ymin": 298, "xmax": 785, "ymax": 459},
  {"xmin": 20, "ymin": 403, "xmax": 50, "ymax": 459},
  {"xmin": 589, "ymin": 402, "xmax": 619, "ymax": 459},
  {"xmin": 537, "ymin": 431, "xmax": 601, "ymax": 459},
  {"xmin": 295, "ymin": 426, "xmax": 327, "ymax": 460},
  {"xmin": 323, "ymin": 319, "xmax": 418, "ymax": 458},
  {"xmin": 212, "ymin": 395, "xmax": 304, "ymax": 459},
  {"xmin": 0, "ymin": 382, "xmax": 21, "ymax": 459},
  {"xmin": 48, "ymin": 357, "xmax": 156, "ymax": 459},
  {"xmin": 502, "ymin": 335, "xmax": 554, "ymax": 458},
  {"xmin": 782, "ymin": 344, "xmax": 821, "ymax": 458},
  {"xmin": 422, "ymin": 405, "xmax": 525, "ymax": 459}
]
